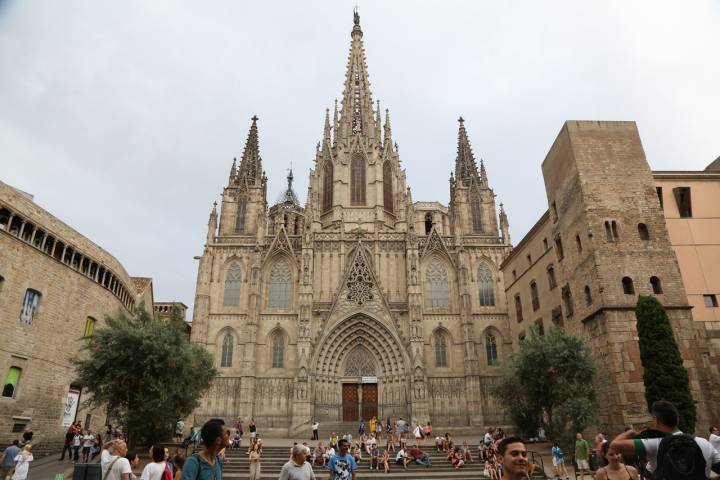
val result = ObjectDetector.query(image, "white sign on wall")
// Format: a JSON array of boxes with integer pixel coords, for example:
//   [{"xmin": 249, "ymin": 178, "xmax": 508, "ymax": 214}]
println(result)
[
  {"xmin": 361, "ymin": 376, "xmax": 378, "ymax": 384},
  {"xmin": 61, "ymin": 388, "xmax": 80, "ymax": 428}
]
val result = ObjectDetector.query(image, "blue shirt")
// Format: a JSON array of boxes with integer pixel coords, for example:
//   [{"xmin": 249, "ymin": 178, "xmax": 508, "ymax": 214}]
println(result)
[
  {"xmin": 1, "ymin": 446, "xmax": 20, "ymax": 467},
  {"xmin": 551, "ymin": 446, "xmax": 563, "ymax": 460},
  {"xmin": 327, "ymin": 454, "xmax": 357, "ymax": 480},
  {"xmin": 181, "ymin": 453, "xmax": 222, "ymax": 480}
]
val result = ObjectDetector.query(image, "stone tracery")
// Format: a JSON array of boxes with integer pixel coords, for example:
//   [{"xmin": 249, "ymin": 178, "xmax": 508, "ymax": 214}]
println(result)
[
  {"xmin": 346, "ymin": 247, "xmax": 374, "ymax": 305},
  {"xmin": 343, "ymin": 346, "xmax": 377, "ymax": 376}
]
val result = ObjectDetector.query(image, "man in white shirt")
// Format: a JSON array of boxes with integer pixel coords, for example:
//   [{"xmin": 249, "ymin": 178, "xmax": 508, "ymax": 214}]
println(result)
[
  {"xmin": 81, "ymin": 431, "xmax": 95, "ymax": 463},
  {"xmin": 312, "ymin": 421, "xmax": 320, "ymax": 441},
  {"xmin": 709, "ymin": 426, "xmax": 720, "ymax": 452},
  {"xmin": 101, "ymin": 440, "xmax": 133, "ymax": 480},
  {"xmin": 395, "ymin": 447, "xmax": 409, "ymax": 469},
  {"xmin": 611, "ymin": 400, "xmax": 720, "ymax": 478},
  {"xmin": 279, "ymin": 444, "xmax": 316, "ymax": 480}
]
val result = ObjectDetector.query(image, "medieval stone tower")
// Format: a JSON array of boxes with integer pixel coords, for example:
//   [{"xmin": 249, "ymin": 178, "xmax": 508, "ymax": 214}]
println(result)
[{"xmin": 190, "ymin": 11, "xmax": 513, "ymax": 435}]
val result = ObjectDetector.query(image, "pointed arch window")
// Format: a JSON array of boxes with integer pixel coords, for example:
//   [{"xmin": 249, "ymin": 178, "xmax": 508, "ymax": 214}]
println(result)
[
  {"xmin": 323, "ymin": 161, "xmax": 334, "ymax": 212},
  {"xmin": 470, "ymin": 194, "xmax": 482, "ymax": 233},
  {"xmin": 268, "ymin": 261, "xmax": 292, "ymax": 308},
  {"xmin": 235, "ymin": 197, "xmax": 247, "ymax": 233},
  {"xmin": 425, "ymin": 259, "xmax": 449, "ymax": 308},
  {"xmin": 351, "ymin": 153, "xmax": 366, "ymax": 205},
  {"xmin": 486, "ymin": 333, "xmax": 498, "ymax": 365},
  {"xmin": 477, "ymin": 263, "xmax": 495, "ymax": 306},
  {"xmin": 223, "ymin": 262, "xmax": 242, "ymax": 307},
  {"xmin": 272, "ymin": 333, "xmax": 284, "ymax": 368},
  {"xmin": 383, "ymin": 161, "xmax": 394, "ymax": 214},
  {"xmin": 434, "ymin": 332, "xmax": 448, "ymax": 367},
  {"xmin": 221, "ymin": 333, "xmax": 234, "ymax": 367}
]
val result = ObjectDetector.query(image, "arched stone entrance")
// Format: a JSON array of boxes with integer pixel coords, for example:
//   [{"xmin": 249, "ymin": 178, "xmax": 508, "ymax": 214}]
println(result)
[{"xmin": 311, "ymin": 314, "xmax": 409, "ymax": 422}]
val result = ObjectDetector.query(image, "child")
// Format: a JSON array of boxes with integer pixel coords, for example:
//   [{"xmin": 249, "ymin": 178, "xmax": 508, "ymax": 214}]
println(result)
[{"xmin": 370, "ymin": 445, "xmax": 379, "ymax": 470}]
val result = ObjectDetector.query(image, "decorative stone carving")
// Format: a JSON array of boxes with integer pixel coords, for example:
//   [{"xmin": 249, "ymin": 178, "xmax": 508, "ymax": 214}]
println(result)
[
  {"xmin": 346, "ymin": 248, "xmax": 374, "ymax": 305},
  {"xmin": 344, "ymin": 346, "xmax": 377, "ymax": 376}
]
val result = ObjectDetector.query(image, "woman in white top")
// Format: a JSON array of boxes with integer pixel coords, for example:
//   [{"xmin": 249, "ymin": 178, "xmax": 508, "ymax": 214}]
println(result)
[
  {"xmin": 11, "ymin": 444, "xmax": 33, "ymax": 480},
  {"xmin": 140, "ymin": 445, "xmax": 167, "ymax": 480}
]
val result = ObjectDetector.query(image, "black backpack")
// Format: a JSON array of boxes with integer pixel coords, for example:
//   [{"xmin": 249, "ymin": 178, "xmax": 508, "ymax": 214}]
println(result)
[{"xmin": 653, "ymin": 434, "xmax": 706, "ymax": 480}]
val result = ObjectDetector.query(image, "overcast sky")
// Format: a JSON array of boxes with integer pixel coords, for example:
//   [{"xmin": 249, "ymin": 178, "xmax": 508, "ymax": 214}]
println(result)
[{"xmin": 2, "ymin": 1, "xmax": 719, "ymax": 318}]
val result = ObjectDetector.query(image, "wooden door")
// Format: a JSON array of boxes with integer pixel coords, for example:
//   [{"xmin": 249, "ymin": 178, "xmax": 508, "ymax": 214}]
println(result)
[
  {"xmin": 361, "ymin": 384, "xmax": 378, "ymax": 421},
  {"xmin": 342, "ymin": 384, "xmax": 359, "ymax": 421}
]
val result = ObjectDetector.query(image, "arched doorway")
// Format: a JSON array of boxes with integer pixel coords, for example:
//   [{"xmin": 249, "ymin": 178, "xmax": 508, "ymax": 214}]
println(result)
[
  {"xmin": 311, "ymin": 314, "xmax": 409, "ymax": 422},
  {"xmin": 341, "ymin": 346, "xmax": 377, "ymax": 421}
]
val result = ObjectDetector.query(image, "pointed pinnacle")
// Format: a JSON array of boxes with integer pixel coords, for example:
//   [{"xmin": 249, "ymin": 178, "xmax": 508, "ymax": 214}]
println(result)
[
  {"xmin": 323, "ymin": 108, "xmax": 331, "ymax": 143},
  {"xmin": 384, "ymin": 108, "xmax": 393, "ymax": 148}
]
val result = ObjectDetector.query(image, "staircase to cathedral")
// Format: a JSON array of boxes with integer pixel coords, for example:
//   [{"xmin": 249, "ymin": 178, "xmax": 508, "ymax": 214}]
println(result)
[{"xmin": 219, "ymin": 444, "xmax": 549, "ymax": 479}]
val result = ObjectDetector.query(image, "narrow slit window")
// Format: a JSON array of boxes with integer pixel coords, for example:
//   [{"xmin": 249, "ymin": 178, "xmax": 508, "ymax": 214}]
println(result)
[
  {"xmin": 530, "ymin": 281, "xmax": 540, "ymax": 311},
  {"xmin": 514, "ymin": 295, "xmax": 523, "ymax": 322}
]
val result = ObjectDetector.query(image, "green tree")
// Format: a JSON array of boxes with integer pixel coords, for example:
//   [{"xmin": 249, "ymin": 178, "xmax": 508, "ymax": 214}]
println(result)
[
  {"xmin": 73, "ymin": 304, "xmax": 216, "ymax": 446},
  {"xmin": 493, "ymin": 326, "xmax": 597, "ymax": 449},
  {"xmin": 635, "ymin": 295, "xmax": 696, "ymax": 432}
]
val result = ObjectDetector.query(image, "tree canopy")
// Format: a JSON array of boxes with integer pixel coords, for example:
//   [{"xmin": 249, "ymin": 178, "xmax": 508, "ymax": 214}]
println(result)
[
  {"xmin": 493, "ymin": 326, "xmax": 597, "ymax": 448},
  {"xmin": 635, "ymin": 295, "xmax": 696, "ymax": 432},
  {"xmin": 73, "ymin": 304, "xmax": 216, "ymax": 446}
]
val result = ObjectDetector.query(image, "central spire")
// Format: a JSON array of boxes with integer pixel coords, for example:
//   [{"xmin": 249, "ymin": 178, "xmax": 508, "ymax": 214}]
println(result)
[
  {"xmin": 455, "ymin": 116, "xmax": 482, "ymax": 186},
  {"xmin": 338, "ymin": 8, "xmax": 376, "ymax": 143},
  {"xmin": 236, "ymin": 115, "xmax": 263, "ymax": 188}
]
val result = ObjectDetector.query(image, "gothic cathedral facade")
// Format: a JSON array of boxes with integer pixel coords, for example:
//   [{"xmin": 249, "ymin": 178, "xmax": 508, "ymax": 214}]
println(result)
[{"xmin": 190, "ymin": 13, "xmax": 513, "ymax": 434}]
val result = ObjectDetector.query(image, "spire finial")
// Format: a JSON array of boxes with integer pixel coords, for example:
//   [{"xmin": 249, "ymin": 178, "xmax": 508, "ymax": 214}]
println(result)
[
  {"xmin": 323, "ymin": 108, "xmax": 331, "ymax": 144},
  {"xmin": 287, "ymin": 165, "xmax": 294, "ymax": 189},
  {"xmin": 384, "ymin": 108, "xmax": 393, "ymax": 148},
  {"xmin": 353, "ymin": 6, "xmax": 360, "ymax": 26},
  {"xmin": 458, "ymin": 116, "xmax": 464, "ymax": 124},
  {"xmin": 237, "ymin": 116, "xmax": 263, "ymax": 185}
]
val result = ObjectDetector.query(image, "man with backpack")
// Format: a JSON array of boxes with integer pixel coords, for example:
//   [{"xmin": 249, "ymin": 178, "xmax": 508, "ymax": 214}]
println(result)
[
  {"xmin": 610, "ymin": 399, "xmax": 720, "ymax": 479},
  {"xmin": 181, "ymin": 419, "xmax": 231, "ymax": 480}
]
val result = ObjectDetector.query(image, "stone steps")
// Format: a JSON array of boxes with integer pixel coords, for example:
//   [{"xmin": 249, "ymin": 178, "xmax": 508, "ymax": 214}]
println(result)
[{"xmin": 217, "ymin": 445, "xmax": 548, "ymax": 479}]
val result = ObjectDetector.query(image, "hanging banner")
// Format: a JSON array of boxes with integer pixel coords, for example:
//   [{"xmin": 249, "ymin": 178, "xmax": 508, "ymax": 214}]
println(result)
[{"xmin": 61, "ymin": 388, "xmax": 81, "ymax": 428}]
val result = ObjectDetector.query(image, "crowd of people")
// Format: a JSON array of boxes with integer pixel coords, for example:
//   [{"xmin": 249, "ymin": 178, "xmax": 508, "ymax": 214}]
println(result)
[{"xmin": 3, "ymin": 398, "xmax": 720, "ymax": 479}]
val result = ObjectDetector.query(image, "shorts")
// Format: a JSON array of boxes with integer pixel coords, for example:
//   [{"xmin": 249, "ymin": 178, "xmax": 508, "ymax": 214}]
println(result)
[
  {"xmin": 250, "ymin": 432, "xmax": 257, "ymax": 438},
  {"xmin": 576, "ymin": 459, "xmax": 590, "ymax": 470},
  {"xmin": 552, "ymin": 457, "xmax": 563, "ymax": 466},
  {"xmin": 396, "ymin": 458, "xmax": 405, "ymax": 465}
]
